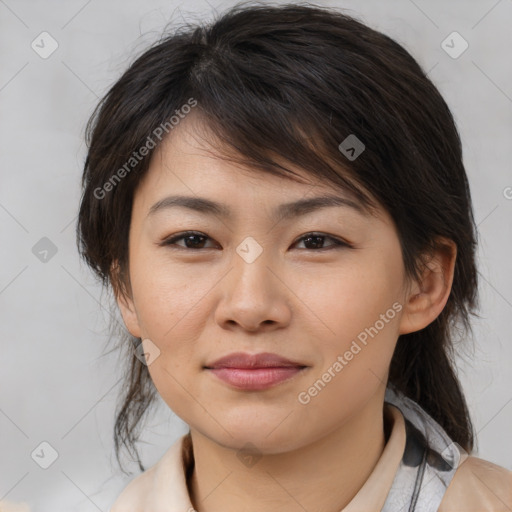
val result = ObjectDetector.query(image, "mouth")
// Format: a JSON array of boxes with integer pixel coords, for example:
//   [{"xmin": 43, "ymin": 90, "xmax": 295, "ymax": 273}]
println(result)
[{"xmin": 204, "ymin": 352, "xmax": 308, "ymax": 391}]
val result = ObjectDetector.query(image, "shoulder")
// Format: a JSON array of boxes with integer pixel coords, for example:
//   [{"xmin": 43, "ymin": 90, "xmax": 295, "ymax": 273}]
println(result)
[
  {"xmin": 0, "ymin": 502, "xmax": 31, "ymax": 512},
  {"xmin": 439, "ymin": 456, "xmax": 512, "ymax": 511},
  {"xmin": 109, "ymin": 434, "xmax": 190, "ymax": 512},
  {"xmin": 109, "ymin": 465, "xmax": 157, "ymax": 512}
]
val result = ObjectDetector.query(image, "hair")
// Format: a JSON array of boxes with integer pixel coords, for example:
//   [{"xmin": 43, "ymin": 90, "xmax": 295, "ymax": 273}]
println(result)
[{"xmin": 77, "ymin": 1, "xmax": 479, "ymax": 474}]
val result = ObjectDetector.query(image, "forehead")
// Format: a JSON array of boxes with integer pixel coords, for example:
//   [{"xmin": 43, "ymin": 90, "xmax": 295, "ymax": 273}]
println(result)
[
  {"xmin": 134, "ymin": 113, "xmax": 384, "ymax": 224},
  {"xmin": 147, "ymin": 115, "xmax": 313, "ymax": 186}
]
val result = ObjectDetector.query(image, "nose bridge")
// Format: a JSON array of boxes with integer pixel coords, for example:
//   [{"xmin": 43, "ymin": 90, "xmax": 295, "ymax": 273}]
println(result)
[
  {"xmin": 231, "ymin": 234, "xmax": 274, "ymax": 298},
  {"xmin": 215, "ymin": 234, "xmax": 291, "ymax": 330}
]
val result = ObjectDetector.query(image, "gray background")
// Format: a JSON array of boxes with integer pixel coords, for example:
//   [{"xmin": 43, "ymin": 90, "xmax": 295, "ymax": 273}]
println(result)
[{"xmin": 0, "ymin": 0, "xmax": 511, "ymax": 510}]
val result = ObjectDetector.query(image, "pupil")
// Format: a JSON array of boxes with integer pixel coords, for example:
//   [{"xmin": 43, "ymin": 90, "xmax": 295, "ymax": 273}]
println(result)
[
  {"xmin": 186, "ymin": 235, "xmax": 204, "ymax": 248},
  {"xmin": 306, "ymin": 235, "xmax": 323, "ymax": 249}
]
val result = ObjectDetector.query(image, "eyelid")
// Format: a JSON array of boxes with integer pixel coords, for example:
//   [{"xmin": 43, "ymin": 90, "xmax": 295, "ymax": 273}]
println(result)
[
  {"xmin": 292, "ymin": 232, "xmax": 351, "ymax": 249},
  {"xmin": 158, "ymin": 231, "xmax": 218, "ymax": 249},
  {"xmin": 159, "ymin": 231, "xmax": 352, "ymax": 250}
]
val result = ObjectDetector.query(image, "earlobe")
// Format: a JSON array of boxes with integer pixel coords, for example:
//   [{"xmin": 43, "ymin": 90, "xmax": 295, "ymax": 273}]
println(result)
[
  {"xmin": 111, "ymin": 261, "xmax": 142, "ymax": 338},
  {"xmin": 399, "ymin": 239, "xmax": 457, "ymax": 335},
  {"xmin": 117, "ymin": 292, "xmax": 142, "ymax": 339}
]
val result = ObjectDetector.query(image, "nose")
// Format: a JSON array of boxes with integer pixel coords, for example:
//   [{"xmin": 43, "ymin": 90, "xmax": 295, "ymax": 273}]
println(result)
[{"xmin": 214, "ymin": 243, "xmax": 292, "ymax": 333}]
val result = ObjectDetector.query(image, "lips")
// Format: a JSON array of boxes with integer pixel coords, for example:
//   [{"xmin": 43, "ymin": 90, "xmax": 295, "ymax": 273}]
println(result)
[
  {"xmin": 205, "ymin": 352, "xmax": 307, "ymax": 390},
  {"xmin": 206, "ymin": 352, "xmax": 304, "ymax": 369}
]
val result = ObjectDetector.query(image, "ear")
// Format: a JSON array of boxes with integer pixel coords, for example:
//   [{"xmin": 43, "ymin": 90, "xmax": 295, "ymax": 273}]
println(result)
[
  {"xmin": 111, "ymin": 261, "xmax": 142, "ymax": 338},
  {"xmin": 399, "ymin": 238, "xmax": 457, "ymax": 335}
]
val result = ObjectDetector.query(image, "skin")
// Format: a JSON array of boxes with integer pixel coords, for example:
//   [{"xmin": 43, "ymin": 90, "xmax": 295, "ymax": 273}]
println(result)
[{"xmin": 117, "ymin": 114, "xmax": 457, "ymax": 512}]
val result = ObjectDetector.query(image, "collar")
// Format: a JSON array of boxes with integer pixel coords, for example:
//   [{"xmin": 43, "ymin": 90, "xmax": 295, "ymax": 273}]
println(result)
[
  {"xmin": 381, "ymin": 387, "xmax": 462, "ymax": 511},
  {"xmin": 111, "ymin": 387, "xmax": 461, "ymax": 512}
]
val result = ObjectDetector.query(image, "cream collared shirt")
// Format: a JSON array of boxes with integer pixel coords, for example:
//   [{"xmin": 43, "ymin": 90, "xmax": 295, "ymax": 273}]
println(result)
[{"xmin": 109, "ymin": 397, "xmax": 512, "ymax": 512}]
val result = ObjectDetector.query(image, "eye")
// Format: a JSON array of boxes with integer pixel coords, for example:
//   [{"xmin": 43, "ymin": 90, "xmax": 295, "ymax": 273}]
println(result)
[
  {"xmin": 160, "ymin": 231, "xmax": 218, "ymax": 250},
  {"xmin": 160, "ymin": 231, "xmax": 351, "ymax": 251},
  {"xmin": 292, "ymin": 232, "xmax": 350, "ymax": 250}
]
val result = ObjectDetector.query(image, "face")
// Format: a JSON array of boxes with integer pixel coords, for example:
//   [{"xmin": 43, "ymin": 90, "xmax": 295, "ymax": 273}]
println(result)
[{"xmin": 118, "ymin": 116, "xmax": 415, "ymax": 454}]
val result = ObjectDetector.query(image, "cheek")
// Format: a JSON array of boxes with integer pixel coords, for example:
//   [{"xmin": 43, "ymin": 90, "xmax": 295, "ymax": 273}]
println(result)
[
  {"xmin": 294, "ymin": 281, "xmax": 402, "ymax": 429},
  {"xmin": 300, "ymin": 256, "xmax": 404, "ymax": 392},
  {"xmin": 130, "ymin": 252, "xmax": 213, "ymax": 340},
  {"xmin": 129, "ymin": 254, "xmax": 216, "ymax": 404},
  {"xmin": 298, "ymin": 256, "xmax": 403, "ymax": 340}
]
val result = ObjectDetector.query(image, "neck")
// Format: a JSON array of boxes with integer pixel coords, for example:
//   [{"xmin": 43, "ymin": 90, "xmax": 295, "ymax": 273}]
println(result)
[{"xmin": 188, "ymin": 391, "xmax": 388, "ymax": 512}]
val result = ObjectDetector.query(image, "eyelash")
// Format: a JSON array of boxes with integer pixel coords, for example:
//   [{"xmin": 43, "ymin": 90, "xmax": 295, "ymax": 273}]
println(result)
[{"xmin": 159, "ymin": 231, "xmax": 352, "ymax": 251}]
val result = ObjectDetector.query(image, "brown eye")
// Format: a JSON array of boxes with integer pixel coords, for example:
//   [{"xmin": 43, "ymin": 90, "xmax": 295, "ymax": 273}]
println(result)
[
  {"xmin": 160, "ymin": 231, "xmax": 218, "ymax": 250},
  {"xmin": 293, "ymin": 233, "xmax": 350, "ymax": 250}
]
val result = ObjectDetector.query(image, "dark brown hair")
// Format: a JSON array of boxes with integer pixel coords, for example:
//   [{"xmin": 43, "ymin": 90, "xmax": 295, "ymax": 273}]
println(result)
[{"xmin": 77, "ymin": 1, "xmax": 479, "ymax": 474}]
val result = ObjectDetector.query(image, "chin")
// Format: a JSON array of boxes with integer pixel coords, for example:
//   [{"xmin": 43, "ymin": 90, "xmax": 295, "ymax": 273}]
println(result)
[
  {"xmin": 194, "ymin": 413, "xmax": 310, "ymax": 455},
  {"xmin": 219, "ymin": 431, "xmax": 304, "ymax": 455}
]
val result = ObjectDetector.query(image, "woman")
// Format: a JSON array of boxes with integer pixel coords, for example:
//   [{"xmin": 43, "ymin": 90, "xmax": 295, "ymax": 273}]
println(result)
[{"xmin": 76, "ymin": 3, "xmax": 512, "ymax": 510}]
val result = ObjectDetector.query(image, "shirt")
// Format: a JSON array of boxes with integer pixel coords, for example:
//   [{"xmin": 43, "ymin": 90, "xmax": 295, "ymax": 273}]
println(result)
[{"xmin": 109, "ymin": 387, "xmax": 512, "ymax": 511}]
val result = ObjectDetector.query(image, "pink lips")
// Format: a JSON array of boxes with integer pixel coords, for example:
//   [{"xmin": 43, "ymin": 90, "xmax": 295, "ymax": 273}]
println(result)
[{"xmin": 205, "ymin": 352, "xmax": 307, "ymax": 391}]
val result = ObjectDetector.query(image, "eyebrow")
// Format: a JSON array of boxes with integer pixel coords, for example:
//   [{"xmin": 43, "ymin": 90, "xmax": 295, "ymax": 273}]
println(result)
[{"xmin": 147, "ymin": 193, "xmax": 369, "ymax": 221}]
